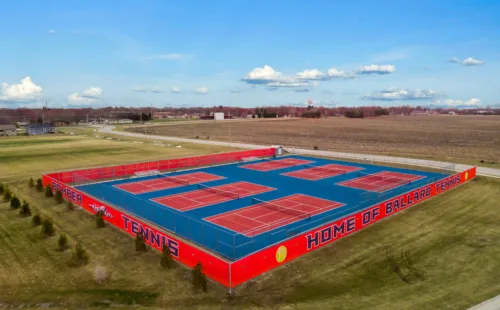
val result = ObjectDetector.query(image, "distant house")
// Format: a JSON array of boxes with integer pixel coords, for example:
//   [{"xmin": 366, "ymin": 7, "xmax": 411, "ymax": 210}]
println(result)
[
  {"xmin": 16, "ymin": 121, "xmax": 30, "ymax": 128},
  {"xmin": 0, "ymin": 125, "xmax": 17, "ymax": 136},
  {"xmin": 448, "ymin": 111, "xmax": 456, "ymax": 115},
  {"xmin": 26, "ymin": 124, "xmax": 56, "ymax": 135},
  {"xmin": 153, "ymin": 111, "xmax": 175, "ymax": 119}
]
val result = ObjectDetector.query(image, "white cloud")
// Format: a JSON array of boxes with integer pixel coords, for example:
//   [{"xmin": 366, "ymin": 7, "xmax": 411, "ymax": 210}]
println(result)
[
  {"xmin": 296, "ymin": 68, "xmax": 354, "ymax": 81},
  {"xmin": 242, "ymin": 65, "xmax": 284, "ymax": 84},
  {"xmin": 361, "ymin": 88, "xmax": 442, "ymax": 101},
  {"xmin": 132, "ymin": 87, "xmax": 148, "ymax": 93},
  {"xmin": 357, "ymin": 64, "xmax": 396, "ymax": 75},
  {"xmin": 67, "ymin": 86, "xmax": 102, "ymax": 104},
  {"xmin": 146, "ymin": 53, "xmax": 192, "ymax": 60},
  {"xmin": 82, "ymin": 86, "xmax": 102, "ymax": 98},
  {"xmin": 449, "ymin": 57, "xmax": 484, "ymax": 66},
  {"xmin": 296, "ymin": 69, "xmax": 325, "ymax": 80},
  {"xmin": 194, "ymin": 86, "xmax": 209, "ymax": 94},
  {"xmin": 133, "ymin": 86, "xmax": 163, "ymax": 93},
  {"xmin": 0, "ymin": 76, "xmax": 43, "ymax": 102},
  {"xmin": 48, "ymin": 29, "xmax": 56, "ymax": 35},
  {"xmin": 434, "ymin": 98, "xmax": 481, "ymax": 107},
  {"xmin": 462, "ymin": 57, "xmax": 483, "ymax": 66},
  {"xmin": 171, "ymin": 87, "xmax": 182, "ymax": 93},
  {"xmin": 267, "ymin": 81, "xmax": 309, "ymax": 88}
]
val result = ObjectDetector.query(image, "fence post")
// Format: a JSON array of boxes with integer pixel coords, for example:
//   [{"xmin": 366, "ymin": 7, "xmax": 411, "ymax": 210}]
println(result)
[{"xmin": 233, "ymin": 234, "xmax": 236, "ymax": 260}]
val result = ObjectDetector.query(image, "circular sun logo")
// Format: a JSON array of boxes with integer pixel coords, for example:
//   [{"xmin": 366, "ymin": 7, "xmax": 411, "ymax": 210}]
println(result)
[{"xmin": 276, "ymin": 245, "xmax": 287, "ymax": 263}]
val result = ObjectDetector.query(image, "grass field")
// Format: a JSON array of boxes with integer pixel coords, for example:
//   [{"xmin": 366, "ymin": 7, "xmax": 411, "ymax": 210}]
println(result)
[
  {"xmin": 126, "ymin": 116, "xmax": 500, "ymax": 167},
  {"xmin": 1, "ymin": 129, "xmax": 500, "ymax": 309},
  {"xmin": 0, "ymin": 127, "xmax": 236, "ymax": 183}
]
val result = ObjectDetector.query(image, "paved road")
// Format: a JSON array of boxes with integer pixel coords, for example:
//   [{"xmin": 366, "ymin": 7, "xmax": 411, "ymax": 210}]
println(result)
[{"xmin": 98, "ymin": 125, "xmax": 500, "ymax": 179}]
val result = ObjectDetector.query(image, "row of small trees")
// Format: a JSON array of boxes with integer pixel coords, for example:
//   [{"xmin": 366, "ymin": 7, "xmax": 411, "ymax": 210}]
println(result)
[{"xmin": 4, "ymin": 178, "xmax": 208, "ymax": 291}]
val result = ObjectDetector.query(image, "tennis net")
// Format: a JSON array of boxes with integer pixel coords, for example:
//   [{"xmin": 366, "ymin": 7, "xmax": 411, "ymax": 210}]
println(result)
[
  {"xmin": 304, "ymin": 164, "xmax": 347, "ymax": 174},
  {"xmin": 252, "ymin": 198, "xmax": 311, "ymax": 219},
  {"xmin": 197, "ymin": 184, "xmax": 240, "ymax": 200},
  {"xmin": 357, "ymin": 172, "xmax": 411, "ymax": 184},
  {"xmin": 157, "ymin": 173, "xmax": 190, "ymax": 186}
]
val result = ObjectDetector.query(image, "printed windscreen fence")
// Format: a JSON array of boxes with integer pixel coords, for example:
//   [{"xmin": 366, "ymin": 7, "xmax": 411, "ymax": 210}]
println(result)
[{"xmin": 49, "ymin": 149, "xmax": 275, "ymax": 186}]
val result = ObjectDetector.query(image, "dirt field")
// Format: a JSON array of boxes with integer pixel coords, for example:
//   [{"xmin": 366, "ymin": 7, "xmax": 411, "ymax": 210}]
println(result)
[{"xmin": 127, "ymin": 116, "xmax": 500, "ymax": 166}]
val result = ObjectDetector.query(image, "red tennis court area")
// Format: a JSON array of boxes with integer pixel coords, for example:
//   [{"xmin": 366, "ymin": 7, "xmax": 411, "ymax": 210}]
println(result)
[
  {"xmin": 283, "ymin": 164, "xmax": 363, "ymax": 180},
  {"xmin": 114, "ymin": 172, "xmax": 224, "ymax": 194},
  {"xmin": 338, "ymin": 171, "xmax": 425, "ymax": 192},
  {"xmin": 205, "ymin": 194, "xmax": 345, "ymax": 237},
  {"xmin": 240, "ymin": 158, "xmax": 313, "ymax": 171},
  {"xmin": 152, "ymin": 181, "xmax": 275, "ymax": 211}
]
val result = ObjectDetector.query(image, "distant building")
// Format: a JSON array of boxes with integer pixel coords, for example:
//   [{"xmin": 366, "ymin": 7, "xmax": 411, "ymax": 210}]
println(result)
[
  {"xmin": 109, "ymin": 119, "xmax": 133, "ymax": 124},
  {"xmin": 26, "ymin": 124, "xmax": 56, "ymax": 135},
  {"xmin": 16, "ymin": 121, "xmax": 30, "ymax": 128},
  {"xmin": 410, "ymin": 110, "xmax": 429, "ymax": 116},
  {"xmin": 448, "ymin": 111, "xmax": 456, "ymax": 115},
  {"xmin": 0, "ymin": 125, "xmax": 17, "ymax": 136},
  {"xmin": 214, "ymin": 112, "xmax": 224, "ymax": 121}
]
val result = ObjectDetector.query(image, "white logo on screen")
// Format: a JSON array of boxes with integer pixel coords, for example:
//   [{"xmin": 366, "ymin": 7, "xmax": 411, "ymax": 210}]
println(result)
[{"xmin": 90, "ymin": 203, "xmax": 114, "ymax": 219}]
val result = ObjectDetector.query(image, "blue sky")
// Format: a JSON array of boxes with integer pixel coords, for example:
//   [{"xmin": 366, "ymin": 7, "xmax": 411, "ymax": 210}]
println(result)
[{"xmin": 0, "ymin": 0, "xmax": 499, "ymax": 108}]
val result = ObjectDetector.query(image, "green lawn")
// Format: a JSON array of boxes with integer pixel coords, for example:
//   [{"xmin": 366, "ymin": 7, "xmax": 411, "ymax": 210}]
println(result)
[{"xmin": 0, "ymin": 130, "xmax": 236, "ymax": 183}]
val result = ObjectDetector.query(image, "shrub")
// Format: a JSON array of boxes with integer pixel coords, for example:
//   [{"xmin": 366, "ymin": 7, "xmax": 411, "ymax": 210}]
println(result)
[
  {"xmin": 28, "ymin": 178, "xmax": 35, "ymax": 188},
  {"xmin": 55, "ymin": 190, "xmax": 63, "ymax": 204},
  {"xmin": 36, "ymin": 179, "xmax": 44, "ymax": 192},
  {"xmin": 96, "ymin": 211, "xmax": 105, "ymax": 228},
  {"xmin": 0, "ymin": 183, "xmax": 4, "ymax": 195},
  {"xmin": 67, "ymin": 200, "xmax": 75, "ymax": 211},
  {"xmin": 19, "ymin": 201, "xmax": 32, "ymax": 217},
  {"xmin": 58, "ymin": 233, "xmax": 68, "ymax": 251},
  {"xmin": 10, "ymin": 196, "xmax": 21, "ymax": 209},
  {"xmin": 32, "ymin": 214, "xmax": 42, "ymax": 226},
  {"xmin": 41, "ymin": 218, "xmax": 55, "ymax": 236},
  {"xmin": 192, "ymin": 262, "xmax": 207, "ymax": 292},
  {"xmin": 3, "ymin": 186, "xmax": 12, "ymax": 202},
  {"xmin": 94, "ymin": 265, "xmax": 110, "ymax": 284},
  {"xmin": 313, "ymin": 146, "xmax": 318, "ymax": 150},
  {"xmin": 45, "ymin": 185, "xmax": 54, "ymax": 198},
  {"xmin": 135, "ymin": 233, "xmax": 147, "ymax": 252},
  {"xmin": 160, "ymin": 244, "xmax": 175, "ymax": 269},
  {"xmin": 70, "ymin": 243, "xmax": 89, "ymax": 266}
]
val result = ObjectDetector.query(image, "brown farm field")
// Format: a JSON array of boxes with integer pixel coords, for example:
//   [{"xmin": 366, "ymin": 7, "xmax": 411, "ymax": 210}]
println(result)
[{"xmin": 127, "ymin": 115, "xmax": 500, "ymax": 166}]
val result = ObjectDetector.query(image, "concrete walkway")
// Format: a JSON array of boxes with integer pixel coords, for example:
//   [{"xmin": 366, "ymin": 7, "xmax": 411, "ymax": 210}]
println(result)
[
  {"xmin": 98, "ymin": 125, "xmax": 500, "ymax": 179},
  {"xmin": 468, "ymin": 296, "xmax": 500, "ymax": 310}
]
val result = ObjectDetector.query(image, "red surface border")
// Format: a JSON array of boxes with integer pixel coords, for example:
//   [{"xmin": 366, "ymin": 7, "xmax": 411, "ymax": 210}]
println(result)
[{"xmin": 42, "ymin": 149, "xmax": 476, "ymax": 291}]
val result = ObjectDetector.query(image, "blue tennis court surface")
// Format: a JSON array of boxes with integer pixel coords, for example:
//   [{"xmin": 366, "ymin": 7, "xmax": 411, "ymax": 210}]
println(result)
[{"xmin": 76, "ymin": 155, "xmax": 448, "ymax": 260}]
